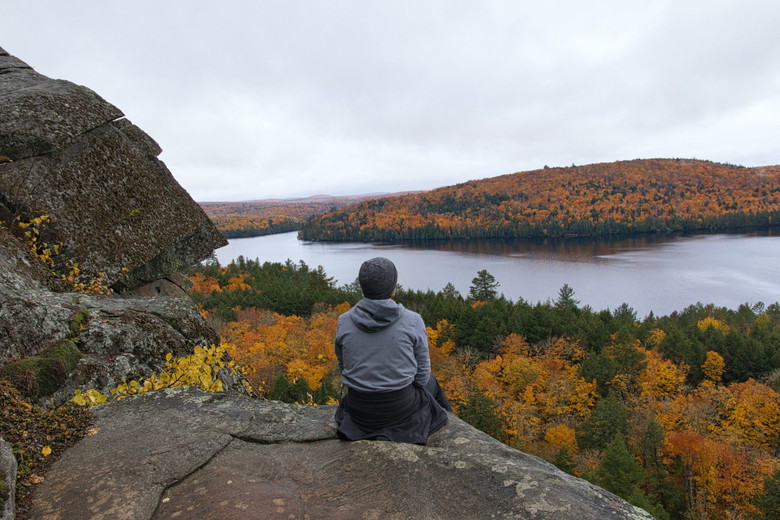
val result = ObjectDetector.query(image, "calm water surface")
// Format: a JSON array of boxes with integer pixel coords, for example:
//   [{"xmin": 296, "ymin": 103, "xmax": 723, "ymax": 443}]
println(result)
[{"xmin": 214, "ymin": 231, "xmax": 780, "ymax": 318}]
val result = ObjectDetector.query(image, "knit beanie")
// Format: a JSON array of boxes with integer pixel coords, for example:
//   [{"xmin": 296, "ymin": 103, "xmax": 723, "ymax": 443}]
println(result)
[{"xmin": 358, "ymin": 257, "xmax": 398, "ymax": 300}]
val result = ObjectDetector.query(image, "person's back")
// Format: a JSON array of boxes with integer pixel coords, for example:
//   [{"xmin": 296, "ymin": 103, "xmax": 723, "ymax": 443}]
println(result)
[
  {"xmin": 336, "ymin": 298, "xmax": 429, "ymax": 392},
  {"xmin": 334, "ymin": 257, "xmax": 451, "ymax": 445}
]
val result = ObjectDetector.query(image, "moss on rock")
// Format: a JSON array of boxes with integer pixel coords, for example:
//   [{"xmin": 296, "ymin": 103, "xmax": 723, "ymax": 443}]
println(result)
[
  {"xmin": 68, "ymin": 308, "xmax": 90, "ymax": 340},
  {"xmin": 0, "ymin": 340, "xmax": 82, "ymax": 399}
]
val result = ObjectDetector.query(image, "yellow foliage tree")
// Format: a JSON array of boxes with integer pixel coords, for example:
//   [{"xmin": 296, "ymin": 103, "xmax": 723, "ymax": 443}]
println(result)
[
  {"xmin": 717, "ymin": 379, "xmax": 780, "ymax": 450},
  {"xmin": 664, "ymin": 430, "xmax": 780, "ymax": 520},
  {"xmin": 647, "ymin": 328, "xmax": 666, "ymax": 348},
  {"xmin": 544, "ymin": 424, "xmax": 579, "ymax": 455},
  {"xmin": 427, "ymin": 319, "xmax": 457, "ymax": 356},
  {"xmin": 225, "ymin": 274, "xmax": 252, "ymax": 292},
  {"xmin": 638, "ymin": 347, "xmax": 689, "ymax": 402},
  {"xmin": 426, "ymin": 319, "xmax": 471, "ymax": 409},
  {"xmin": 220, "ymin": 304, "xmax": 346, "ymax": 396},
  {"xmin": 702, "ymin": 351, "xmax": 725, "ymax": 384},
  {"xmin": 472, "ymin": 337, "xmax": 595, "ymax": 446},
  {"xmin": 189, "ymin": 272, "xmax": 222, "ymax": 294},
  {"xmin": 697, "ymin": 317, "xmax": 729, "ymax": 332}
]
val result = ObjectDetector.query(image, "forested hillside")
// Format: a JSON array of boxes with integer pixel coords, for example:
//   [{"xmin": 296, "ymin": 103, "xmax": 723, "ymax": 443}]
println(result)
[
  {"xmin": 188, "ymin": 259, "xmax": 780, "ymax": 520},
  {"xmin": 299, "ymin": 159, "xmax": 780, "ymax": 241}
]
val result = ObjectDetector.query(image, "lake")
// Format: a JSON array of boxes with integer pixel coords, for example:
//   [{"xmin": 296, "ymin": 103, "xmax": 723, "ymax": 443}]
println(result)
[{"xmin": 214, "ymin": 231, "xmax": 780, "ymax": 318}]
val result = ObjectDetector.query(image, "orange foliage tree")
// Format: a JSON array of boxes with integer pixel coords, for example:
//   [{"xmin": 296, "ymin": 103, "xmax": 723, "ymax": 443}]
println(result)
[
  {"xmin": 471, "ymin": 335, "xmax": 596, "ymax": 451},
  {"xmin": 218, "ymin": 303, "xmax": 349, "ymax": 399}
]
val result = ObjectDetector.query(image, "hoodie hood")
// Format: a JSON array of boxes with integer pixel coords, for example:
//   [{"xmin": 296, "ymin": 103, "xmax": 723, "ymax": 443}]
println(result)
[{"xmin": 350, "ymin": 298, "xmax": 404, "ymax": 332}]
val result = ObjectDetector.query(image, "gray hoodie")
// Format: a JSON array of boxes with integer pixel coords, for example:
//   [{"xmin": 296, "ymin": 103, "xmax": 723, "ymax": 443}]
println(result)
[{"xmin": 335, "ymin": 298, "xmax": 431, "ymax": 392}]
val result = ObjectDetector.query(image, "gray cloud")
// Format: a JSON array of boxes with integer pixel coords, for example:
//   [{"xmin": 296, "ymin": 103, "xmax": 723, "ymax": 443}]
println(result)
[{"xmin": 5, "ymin": 0, "xmax": 779, "ymax": 200}]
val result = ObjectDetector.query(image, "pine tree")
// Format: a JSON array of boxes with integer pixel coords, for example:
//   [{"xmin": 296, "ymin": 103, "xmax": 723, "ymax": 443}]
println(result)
[
  {"xmin": 457, "ymin": 390, "xmax": 503, "ymax": 439},
  {"xmin": 553, "ymin": 449, "xmax": 576, "ymax": 474},
  {"xmin": 752, "ymin": 470, "xmax": 780, "ymax": 519},
  {"xmin": 576, "ymin": 392, "xmax": 627, "ymax": 451},
  {"xmin": 469, "ymin": 270, "xmax": 500, "ymax": 301},
  {"xmin": 595, "ymin": 434, "xmax": 643, "ymax": 497},
  {"xmin": 555, "ymin": 284, "xmax": 580, "ymax": 310},
  {"xmin": 441, "ymin": 282, "xmax": 462, "ymax": 299}
]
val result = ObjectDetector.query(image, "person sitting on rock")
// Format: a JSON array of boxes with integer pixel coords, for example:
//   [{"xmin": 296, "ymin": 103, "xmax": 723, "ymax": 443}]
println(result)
[{"xmin": 334, "ymin": 256, "xmax": 452, "ymax": 444}]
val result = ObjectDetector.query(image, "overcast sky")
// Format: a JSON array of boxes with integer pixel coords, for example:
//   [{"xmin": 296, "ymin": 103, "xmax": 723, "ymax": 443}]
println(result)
[{"xmin": 5, "ymin": 1, "xmax": 780, "ymax": 201}]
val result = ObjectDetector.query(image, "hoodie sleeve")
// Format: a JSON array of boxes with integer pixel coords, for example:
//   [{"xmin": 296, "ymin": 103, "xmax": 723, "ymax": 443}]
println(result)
[
  {"xmin": 335, "ymin": 337, "xmax": 344, "ymax": 373},
  {"xmin": 413, "ymin": 314, "xmax": 431, "ymax": 385},
  {"xmin": 335, "ymin": 315, "xmax": 345, "ymax": 373}
]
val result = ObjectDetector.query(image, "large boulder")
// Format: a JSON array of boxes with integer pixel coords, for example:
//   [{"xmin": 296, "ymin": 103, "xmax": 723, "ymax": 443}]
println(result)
[
  {"xmin": 0, "ymin": 48, "xmax": 226, "ymax": 290},
  {"xmin": 0, "ymin": 48, "xmax": 233, "ymax": 401},
  {"xmin": 27, "ymin": 388, "xmax": 653, "ymax": 520}
]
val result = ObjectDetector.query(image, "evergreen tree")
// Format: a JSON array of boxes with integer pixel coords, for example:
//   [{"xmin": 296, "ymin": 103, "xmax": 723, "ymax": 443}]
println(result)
[
  {"xmin": 457, "ymin": 390, "xmax": 503, "ymax": 439},
  {"xmin": 577, "ymin": 392, "xmax": 627, "ymax": 451},
  {"xmin": 579, "ymin": 351, "xmax": 619, "ymax": 396},
  {"xmin": 595, "ymin": 434, "xmax": 643, "ymax": 497},
  {"xmin": 267, "ymin": 373, "xmax": 312, "ymax": 403},
  {"xmin": 752, "ymin": 470, "xmax": 780, "ymax": 519},
  {"xmin": 340, "ymin": 277, "xmax": 363, "ymax": 300},
  {"xmin": 553, "ymin": 449, "xmax": 576, "ymax": 474},
  {"xmin": 441, "ymin": 282, "xmax": 462, "ymax": 299},
  {"xmin": 555, "ymin": 283, "xmax": 580, "ymax": 310},
  {"xmin": 469, "ymin": 270, "xmax": 500, "ymax": 301},
  {"xmin": 639, "ymin": 420, "xmax": 663, "ymax": 467}
]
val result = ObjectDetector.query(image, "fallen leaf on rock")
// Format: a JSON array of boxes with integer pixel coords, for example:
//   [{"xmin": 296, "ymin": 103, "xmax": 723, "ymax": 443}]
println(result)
[
  {"xmin": 29, "ymin": 474, "xmax": 45, "ymax": 485},
  {"xmin": 86, "ymin": 427, "xmax": 101, "ymax": 436}
]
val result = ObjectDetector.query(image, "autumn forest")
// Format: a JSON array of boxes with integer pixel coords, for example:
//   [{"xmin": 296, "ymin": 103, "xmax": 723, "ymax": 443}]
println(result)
[{"xmin": 188, "ymin": 257, "xmax": 780, "ymax": 520}]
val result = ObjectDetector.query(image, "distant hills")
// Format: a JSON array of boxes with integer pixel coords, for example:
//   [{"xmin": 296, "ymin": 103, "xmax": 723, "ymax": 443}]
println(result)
[
  {"xmin": 298, "ymin": 159, "xmax": 780, "ymax": 242},
  {"xmin": 199, "ymin": 193, "xmax": 416, "ymax": 238}
]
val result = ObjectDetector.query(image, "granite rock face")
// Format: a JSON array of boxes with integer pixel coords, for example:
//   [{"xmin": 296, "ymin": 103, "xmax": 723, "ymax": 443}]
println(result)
[
  {"xmin": 0, "ymin": 226, "xmax": 75, "ymax": 364},
  {"xmin": 0, "ymin": 48, "xmax": 232, "ymax": 401},
  {"xmin": 28, "ymin": 388, "xmax": 653, "ymax": 520},
  {"xmin": 0, "ymin": 48, "xmax": 226, "ymax": 290}
]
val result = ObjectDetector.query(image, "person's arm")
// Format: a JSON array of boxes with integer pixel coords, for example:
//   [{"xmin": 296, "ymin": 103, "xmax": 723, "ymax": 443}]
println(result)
[
  {"xmin": 334, "ymin": 315, "xmax": 344, "ymax": 373},
  {"xmin": 335, "ymin": 337, "xmax": 344, "ymax": 373},
  {"xmin": 413, "ymin": 315, "xmax": 431, "ymax": 385}
]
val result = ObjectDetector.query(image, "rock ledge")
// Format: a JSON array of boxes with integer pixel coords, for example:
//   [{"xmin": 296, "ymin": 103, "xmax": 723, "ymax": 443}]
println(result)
[{"xmin": 28, "ymin": 388, "xmax": 652, "ymax": 520}]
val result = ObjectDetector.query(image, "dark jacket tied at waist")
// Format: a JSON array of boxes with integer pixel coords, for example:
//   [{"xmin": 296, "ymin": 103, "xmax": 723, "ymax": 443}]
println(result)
[{"xmin": 335, "ymin": 380, "xmax": 449, "ymax": 445}]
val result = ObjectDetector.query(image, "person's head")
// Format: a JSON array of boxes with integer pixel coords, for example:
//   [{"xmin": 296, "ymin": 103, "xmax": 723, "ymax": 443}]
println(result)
[{"xmin": 358, "ymin": 257, "xmax": 398, "ymax": 300}]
